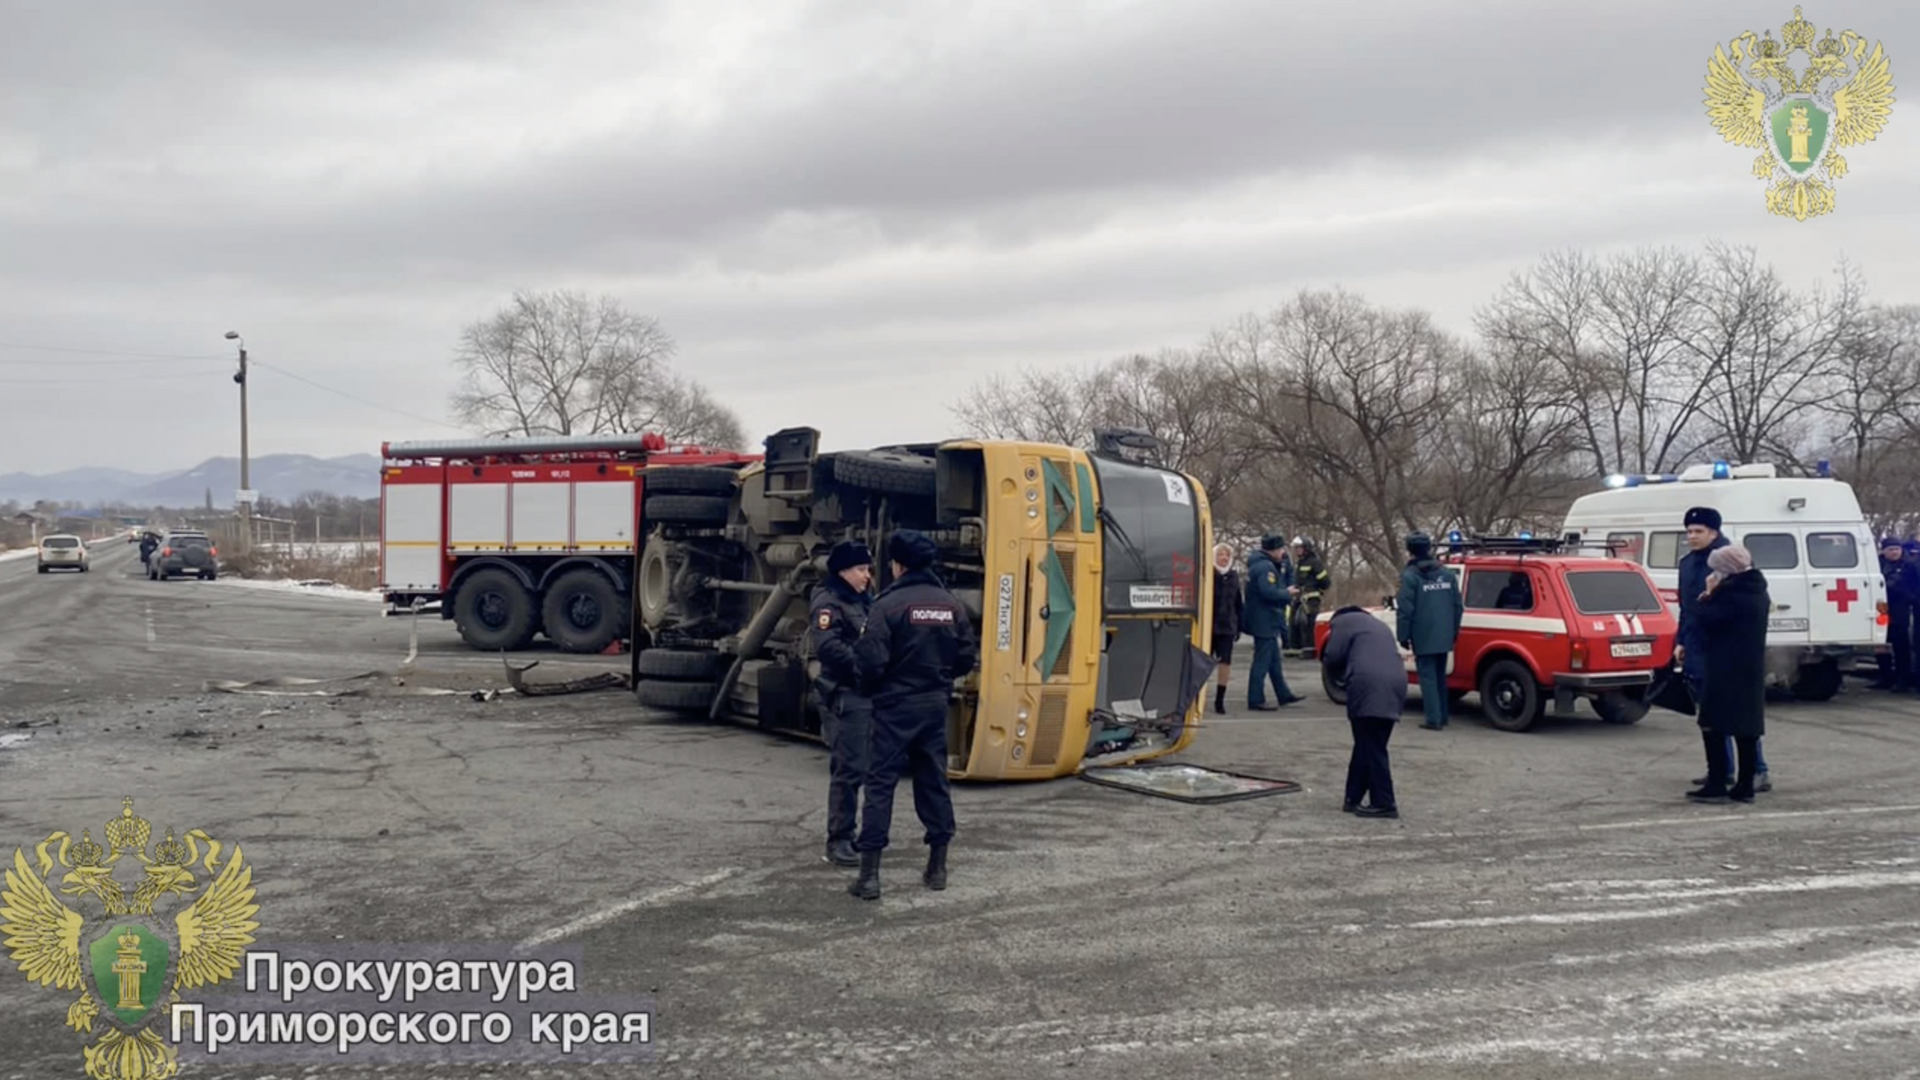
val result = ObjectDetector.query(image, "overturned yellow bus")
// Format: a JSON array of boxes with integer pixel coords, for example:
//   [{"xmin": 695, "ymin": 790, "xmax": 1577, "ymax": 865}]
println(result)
[{"xmin": 626, "ymin": 427, "xmax": 1216, "ymax": 780}]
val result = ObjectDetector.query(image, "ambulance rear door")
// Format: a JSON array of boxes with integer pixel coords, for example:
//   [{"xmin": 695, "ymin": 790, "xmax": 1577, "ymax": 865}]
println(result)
[
  {"xmin": 1802, "ymin": 525, "xmax": 1882, "ymax": 646},
  {"xmin": 1726, "ymin": 526, "xmax": 1812, "ymax": 646}
]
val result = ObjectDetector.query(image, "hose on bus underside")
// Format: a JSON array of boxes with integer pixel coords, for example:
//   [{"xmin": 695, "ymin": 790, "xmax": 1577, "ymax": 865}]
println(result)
[{"xmin": 709, "ymin": 556, "xmax": 825, "ymax": 720}]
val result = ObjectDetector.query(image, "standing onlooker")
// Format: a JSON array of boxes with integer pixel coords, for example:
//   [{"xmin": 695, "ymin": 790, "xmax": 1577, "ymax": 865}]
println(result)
[
  {"xmin": 1689, "ymin": 544, "xmax": 1770, "ymax": 803},
  {"xmin": 1322, "ymin": 605, "xmax": 1407, "ymax": 819},
  {"xmin": 1396, "ymin": 532, "xmax": 1464, "ymax": 731},
  {"xmin": 1874, "ymin": 537, "xmax": 1916, "ymax": 692},
  {"xmin": 1244, "ymin": 535, "xmax": 1305, "ymax": 711},
  {"xmin": 1209, "ymin": 542, "xmax": 1244, "ymax": 715},
  {"xmin": 806, "ymin": 540, "xmax": 874, "ymax": 867},
  {"xmin": 1677, "ymin": 507, "xmax": 1770, "ymax": 793}
]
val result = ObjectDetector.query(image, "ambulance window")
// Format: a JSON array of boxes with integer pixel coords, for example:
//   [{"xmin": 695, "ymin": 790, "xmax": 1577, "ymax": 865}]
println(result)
[
  {"xmin": 1646, "ymin": 531, "xmax": 1684, "ymax": 569},
  {"xmin": 1606, "ymin": 532, "xmax": 1644, "ymax": 563},
  {"xmin": 1743, "ymin": 533, "xmax": 1799, "ymax": 569},
  {"xmin": 1807, "ymin": 532, "xmax": 1859, "ymax": 569},
  {"xmin": 1465, "ymin": 570, "xmax": 1534, "ymax": 611}
]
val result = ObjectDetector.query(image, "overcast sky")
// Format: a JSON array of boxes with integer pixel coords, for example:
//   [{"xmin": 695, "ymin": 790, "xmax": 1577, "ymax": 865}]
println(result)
[{"xmin": 2, "ymin": 0, "xmax": 1916, "ymax": 479}]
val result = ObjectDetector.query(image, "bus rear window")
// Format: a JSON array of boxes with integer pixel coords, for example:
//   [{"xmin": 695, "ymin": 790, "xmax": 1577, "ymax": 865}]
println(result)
[{"xmin": 1565, "ymin": 569, "xmax": 1665, "ymax": 614}]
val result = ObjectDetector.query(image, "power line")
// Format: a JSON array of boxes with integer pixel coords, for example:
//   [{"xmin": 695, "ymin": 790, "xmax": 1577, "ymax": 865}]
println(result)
[
  {"xmin": 250, "ymin": 360, "xmax": 463, "ymax": 432},
  {"xmin": 0, "ymin": 339, "xmax": 230, "ymax": 362}
]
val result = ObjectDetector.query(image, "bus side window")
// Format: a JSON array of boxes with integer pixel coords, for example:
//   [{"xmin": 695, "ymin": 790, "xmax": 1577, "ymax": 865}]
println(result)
[
  {"xmin": 1743, "ymin": 533, "xmax": 1799, "ymax": 569},
  {"xmin": 1807, "ymin": 532, "xmax": 1859, "ymax": 569},
  {"xmin": 1606, "ymin": 532, "xmax": 1645, "ymax": 564},
  {"xmin": 1646, "ymin": 531, "xmax": 1684, "ymax": 569}
]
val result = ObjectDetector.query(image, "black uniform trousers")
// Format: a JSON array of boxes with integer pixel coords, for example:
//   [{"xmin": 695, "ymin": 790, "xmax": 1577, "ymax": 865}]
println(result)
[
  {"xmin": 854, "ymin": 691, "xmax": 954, "ymax": 853},
  {"xmin": 1344, "ymin": 716, "xmax": 1398, "ymax": 811},
  {"xmin": 820, "ymin": 687, "xmax": 872, "ymax": 845},
  {"xmin": 1888, "ymin": 601, "xmax": 1915, "ymax": 689}
]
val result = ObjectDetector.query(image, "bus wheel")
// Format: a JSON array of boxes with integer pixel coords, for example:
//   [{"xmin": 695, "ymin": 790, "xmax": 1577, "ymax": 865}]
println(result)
[
  {"xmin": 1479, "ymin": 659, "xmax": 1543, "ymax": 732},
  {"xmin": 1789, "ymin": 657, "xmax": 1842, "ymax": 702},
  {"xmin": 541, "ymin": 569, "xmax": 625, "ymax": 654},
  {"xmin": 831, "ymin": 450, "xmax": 936, "ymax": 498},
  {"xmin": 454, "ymin": 568, "xmax": 538, "ymax": 652},
  {"xmin": 637, "ymin": 647, "xmax": 730, "ymax": 681}
]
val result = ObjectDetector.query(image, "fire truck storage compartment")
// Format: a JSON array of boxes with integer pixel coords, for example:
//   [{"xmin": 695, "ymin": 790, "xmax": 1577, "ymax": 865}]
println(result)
[
  {"xmin": 381, "ymin": 475, "xmax": 444, "ymax": 592},
  {"xmin": 444, "ymin": 471, "xmax": 638, "ymax": 554}
]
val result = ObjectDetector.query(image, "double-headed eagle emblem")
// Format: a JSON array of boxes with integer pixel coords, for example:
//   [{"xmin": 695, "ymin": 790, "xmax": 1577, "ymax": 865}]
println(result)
[
  {"xmin": 1, "ymin": 798, "xmax": 259, "ymax": 1080},
  {"xmin": 1704, "ymin": 5, "xmax": 1895, "ymax": 220}
]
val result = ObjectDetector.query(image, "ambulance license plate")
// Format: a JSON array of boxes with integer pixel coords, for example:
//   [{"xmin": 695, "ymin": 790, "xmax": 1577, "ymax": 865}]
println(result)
[{"xmin": 1610, "ymin": 641, "xmax": 1653, "ymax": 658}]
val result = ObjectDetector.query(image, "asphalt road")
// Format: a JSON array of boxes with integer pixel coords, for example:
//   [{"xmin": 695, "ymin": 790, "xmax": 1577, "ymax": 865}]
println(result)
[{"xmin": 3, "ymin": 543, "xmax": 1918, "ymax": 1079}]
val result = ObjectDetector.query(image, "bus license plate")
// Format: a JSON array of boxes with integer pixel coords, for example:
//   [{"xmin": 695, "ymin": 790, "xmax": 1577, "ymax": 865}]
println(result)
[{"xmin": 1610, "ymin": 641, "xmax": 1653, "ymax": 658}]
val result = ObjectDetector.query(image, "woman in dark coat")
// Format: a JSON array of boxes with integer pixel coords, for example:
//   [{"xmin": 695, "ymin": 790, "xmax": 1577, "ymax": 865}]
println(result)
[
  {"xmin": 1689, "ymin": 544, "xmax": 1770, "ymax": 803},
  {"xmin": 1322, "ymin": 606, "xmax": 1409, "ymax": 818},
  {"xmin": 1209, "ymin": 543, "xmax": 1244, "ymax": 715}
]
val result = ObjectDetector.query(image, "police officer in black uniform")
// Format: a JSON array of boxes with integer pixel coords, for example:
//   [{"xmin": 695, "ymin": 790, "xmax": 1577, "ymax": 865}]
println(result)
[
  {"xmin": 847, "ymin": 529, "xmax": 978, "ymax": 901},
  {"xmin": 807, "ymin": 540, "xmax": 874, "ymax": 866}
]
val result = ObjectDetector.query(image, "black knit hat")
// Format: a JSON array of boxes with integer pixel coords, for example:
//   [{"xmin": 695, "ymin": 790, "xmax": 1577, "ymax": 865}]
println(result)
[
  {"xmin": 1406, "ymin": 531, "xmax": 1432, "ymax": 557},
  {"xmin": 827, "ymin": 541, "xmax": 872, "ymax": 573},
  {"xmin": 888, "ymin": 529, "xmax": 938, "ymax": 570}
]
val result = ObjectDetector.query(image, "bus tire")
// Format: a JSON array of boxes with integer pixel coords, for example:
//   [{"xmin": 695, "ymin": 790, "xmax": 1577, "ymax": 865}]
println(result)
[
  {"xmin": 454, "ymin": 567, "xmax": 538, "ymax": 652},
  {"xmin": 644, "ymin": 466, "xmax": 741, "ymax": 495},
  {"xmin": 637, "ymin": 647, "xmax": 730, "ymax": 681},
  {"xmin": 635, "ymin": 678, "xmax": 719, "ymax": 713},
  {"xmin": 541, "ymin": 569, "xmax": 626, "ymax": 654},
  {"xmin": 832, "ymin": 450, "xmax": 937, "ymax": 498},
  {"xmin": 643, "ymin": 494, "xmax": 731, "ymax": 525}
]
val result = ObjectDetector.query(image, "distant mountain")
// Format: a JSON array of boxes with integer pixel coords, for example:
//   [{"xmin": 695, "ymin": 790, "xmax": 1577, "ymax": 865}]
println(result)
[
  {"xmin": 0, "ymin": 466, "xmax": 162, "ymax": 505},
  {"xmin": 0, "ymin": 454, "xmax": 382, "ymax": 508}
]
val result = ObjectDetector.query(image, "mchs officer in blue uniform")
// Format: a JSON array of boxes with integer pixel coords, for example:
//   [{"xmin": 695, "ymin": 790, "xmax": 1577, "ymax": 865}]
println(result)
[
  {"xmin": 847, "ymin": 529, "xmax": 978, "ymax": 901},
  {"xmin": 806, "ymin": 540, "xmax": 875, "ymax": 868}
]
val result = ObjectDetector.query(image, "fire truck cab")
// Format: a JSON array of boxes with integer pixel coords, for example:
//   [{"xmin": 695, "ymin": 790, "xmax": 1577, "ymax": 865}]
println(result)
[
  {"xmin": 379, "ymin": 433, "xmax": 759, "ymax": 653},
  {"xmin": 1560, "ymin": 461, "xmax": 1886, "ymax": 701}
]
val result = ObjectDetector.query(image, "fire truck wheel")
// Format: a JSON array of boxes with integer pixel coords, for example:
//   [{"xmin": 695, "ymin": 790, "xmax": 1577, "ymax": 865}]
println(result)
[
  {"xmin": 541, "ymin": 569, "xmax": 627, "ymax": 654},
  {"xmin": 635, "ymin": 678, "xmax": 720, "ymax": 713},
  {"xmin": 636, "ymin": 647, "xmax": 731, "ymax": 681},
  {"xmin": 453, "ymin": 567, "xmax": 538, "ymax": 652},
  {"xmin": 1320, "ymin": 662, "xmax": 1348, "ymax": 705},
  {"xmin": 1478, "ymin": 658, "xmax": 1544, "ymax": 732},
  {"xmin": 1593, "ymin": 690, "xmax": 1650, "ymax": 725},
  {"xmin": 643, "ymin": 494, "xmax": 732, "ymax": 525},
  {"xmin": 831, "ymin": 449, "xmax": 937, "ymax": 498},
  {"xmin": 643, "ymin": 466, "xmax": 742, "ymax": 495}
]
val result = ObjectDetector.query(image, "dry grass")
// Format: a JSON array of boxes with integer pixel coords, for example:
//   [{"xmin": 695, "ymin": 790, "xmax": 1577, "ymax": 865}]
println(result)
[{"xmin": 223, "ymin": 544, "xmax": 380, "ymax": 591}]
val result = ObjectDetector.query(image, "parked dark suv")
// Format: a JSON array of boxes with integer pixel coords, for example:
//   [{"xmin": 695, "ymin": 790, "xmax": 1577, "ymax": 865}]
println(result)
[{"xmin": 148, "ymin": 530, "xmax": 219, "ymax": 580}]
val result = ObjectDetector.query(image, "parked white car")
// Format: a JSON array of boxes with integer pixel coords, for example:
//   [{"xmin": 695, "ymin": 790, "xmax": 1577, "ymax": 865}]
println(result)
[{"xmin": 37, "ymin": 534, "xmax": 89, "ymax": 573}]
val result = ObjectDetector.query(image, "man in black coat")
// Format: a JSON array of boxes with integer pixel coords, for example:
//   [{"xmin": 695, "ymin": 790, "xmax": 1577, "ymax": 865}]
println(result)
[
  {"xmin": 848, "ymin": 529, "xmax": 979, "ymax": 900},
  {"xmin": 1209, "ymin": 542, "xmax": 1244, "ymax": 715},
  {"xmin": 1878, "ymin": 536, "xmax": 1919, "ymax": 693},
  {"xmin": 1678, "ymin": 506, "xmax": 1770, "ymax": 793},
  {"xmin": 1688, "ymin": 544, "xmax": 1770, "ymax": 803},
  {"xmin": 807, "ymin": 540, "xmax": 874, "ymax": 867},
  {"xmin": 1323, "ymin": 606, "xmax": 1408, "ymax": 819}
]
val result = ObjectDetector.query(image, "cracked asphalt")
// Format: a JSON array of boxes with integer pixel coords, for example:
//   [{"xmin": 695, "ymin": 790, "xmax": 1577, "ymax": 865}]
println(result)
[{"xmin": 3, "ymin": 542, "xmax": 1919, "ymax": 1079}]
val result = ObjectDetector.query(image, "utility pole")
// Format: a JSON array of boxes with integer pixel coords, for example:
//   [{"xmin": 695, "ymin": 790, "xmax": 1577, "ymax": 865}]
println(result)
[{"xmin": 225, "ymin": 331, "xmax": 252, "ymax": 555}]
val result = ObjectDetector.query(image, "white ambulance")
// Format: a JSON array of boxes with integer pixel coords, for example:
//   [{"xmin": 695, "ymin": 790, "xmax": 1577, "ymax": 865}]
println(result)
[{"xmin": 1559, "ymin": 461, "xmax": 1886, "ymax": 701}]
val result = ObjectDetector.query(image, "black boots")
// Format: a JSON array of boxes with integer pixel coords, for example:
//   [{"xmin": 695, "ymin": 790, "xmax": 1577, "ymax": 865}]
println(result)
[
  {"xmin": 848, "ymin": 850, "xmax": 882, "ymax": 900},
  {"xmin": 1213, "ymin": 685, "xmax": 1228, "ymax": 715},
  {"xmin": 824, "ymin": 839, "xmax": 859, "ymax": 867},
  {"xmin": 924, "ymin": 844, "xmax": 948, "ymax": 890}
]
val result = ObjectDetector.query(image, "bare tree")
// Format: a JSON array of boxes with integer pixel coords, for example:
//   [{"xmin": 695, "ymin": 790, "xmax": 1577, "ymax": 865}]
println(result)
[
  {"xmin": 449, "ymin": 289, "xmax": 745, "ymax": 447},
  {"xmin": 948, "ymin": 364, "xmax": 1109, "ymax": 445},
  {"xmin": 1686, "ymin": 242, "xmax": 1862, "ymax": 468},
  {"xmin": 1430, "ymin": 344, "xmax": 1586, "ymax": 535}
]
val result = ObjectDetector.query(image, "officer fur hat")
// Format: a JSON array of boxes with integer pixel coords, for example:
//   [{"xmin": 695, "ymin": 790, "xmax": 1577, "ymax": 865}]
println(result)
[
  {"xmin": 1882, "ymin": 535, "xmax": 1904, "ymax": 552},
  {"xmin": 827, "ymin": 540, "xmax": 872, "ymax": 573},
  {"xmin": 1405, "ymin": 531, "xmax": 1432, "ymax": 557},
  {"xmin": 888, "ymin": 529, "xmax": 938, "ymax": 571},
  {"xmin": 1260, "ymin": 533, "xmax": 1288, "ymax": 552},
  {"xmin": 1683, "ymin": 506, "xmax": 1722, "ymax": 531}
]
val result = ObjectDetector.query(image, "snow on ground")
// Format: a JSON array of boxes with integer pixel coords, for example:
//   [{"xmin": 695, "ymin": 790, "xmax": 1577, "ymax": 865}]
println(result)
[{"xmin": 209, "ymin": 575, "xmax": 385, "ymax": 602}]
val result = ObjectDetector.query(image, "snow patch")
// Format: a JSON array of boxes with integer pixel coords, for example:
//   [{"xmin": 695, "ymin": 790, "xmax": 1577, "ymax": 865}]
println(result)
[{"xmin": 209, "ymin": 576, "xmax": 383, "ymax": 602}]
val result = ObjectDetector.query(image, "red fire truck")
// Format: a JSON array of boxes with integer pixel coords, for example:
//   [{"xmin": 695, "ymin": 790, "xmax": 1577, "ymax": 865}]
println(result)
[{"xmin": 379, "ymin": 433, "xmax": 759, "ymax": 653}]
